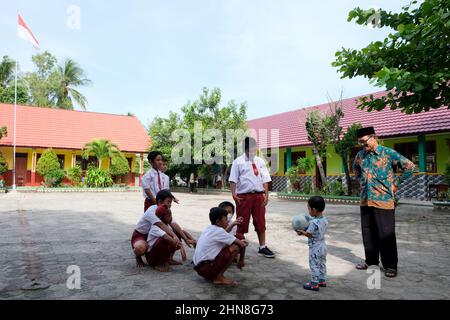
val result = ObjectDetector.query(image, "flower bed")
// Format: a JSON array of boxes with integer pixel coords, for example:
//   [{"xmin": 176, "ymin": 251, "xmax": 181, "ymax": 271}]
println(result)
[{"xmin": 277, "ymin": 192, "xmax": 360, "ymax": 205}]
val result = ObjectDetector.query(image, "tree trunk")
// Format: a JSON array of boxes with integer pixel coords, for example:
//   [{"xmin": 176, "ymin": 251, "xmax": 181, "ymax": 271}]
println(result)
[
  {"xmin": 312, "ymin": 146, "xmax": 326, "ymax": 189},
  {"xmin": 341, "ymin": 150, "xmax": 351, "ymax": 196}
]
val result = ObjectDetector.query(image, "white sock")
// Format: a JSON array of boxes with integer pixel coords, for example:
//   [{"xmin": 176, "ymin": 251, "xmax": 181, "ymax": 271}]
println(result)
[{"xmin": 259, "ymin": 245, "xmax": 266, "ymax": 250}]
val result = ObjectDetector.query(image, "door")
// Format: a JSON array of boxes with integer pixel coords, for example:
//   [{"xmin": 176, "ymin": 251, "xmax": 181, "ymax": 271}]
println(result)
[{"xmin": 15, "ymin": 153, "xmax": 28, "ymax": 186}]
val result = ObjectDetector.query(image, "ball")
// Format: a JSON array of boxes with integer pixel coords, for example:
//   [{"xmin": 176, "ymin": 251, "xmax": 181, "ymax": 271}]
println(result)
[{"xmin": 291, "ymin": 214, "xmax": 310, "ymax": 231}]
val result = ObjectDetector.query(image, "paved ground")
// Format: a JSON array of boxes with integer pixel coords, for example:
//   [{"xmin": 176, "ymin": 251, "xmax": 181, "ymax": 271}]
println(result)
[{"xmin": 0, "ymin": 191, "xmax": 449, "ymax": 300}]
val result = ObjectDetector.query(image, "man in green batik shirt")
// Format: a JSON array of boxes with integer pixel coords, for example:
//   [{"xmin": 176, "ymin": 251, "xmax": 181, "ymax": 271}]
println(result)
[{"xmin": 352, "ymin": 126, "xmax": 415, "ymax": 278}]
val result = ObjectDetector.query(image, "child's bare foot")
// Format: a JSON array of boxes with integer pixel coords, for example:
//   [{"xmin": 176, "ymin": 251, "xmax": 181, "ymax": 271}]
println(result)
[
  {"xmin": 169, "ymin": 259, "xmax": 182, "ymax": 265},
  {"xmin": 135, "ymin": 256, "xmax": 147, "ymax": 268},
  {"xmin": 213, "ymin": 275, "xmax": 238, "ymax": 286},
  {"xmin": 154, "ymin": 263, "xmax": 170, "ymax": 272}
]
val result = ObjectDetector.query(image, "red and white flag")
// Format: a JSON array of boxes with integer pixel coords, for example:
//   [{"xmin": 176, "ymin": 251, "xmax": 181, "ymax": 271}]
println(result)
[{"xmin": 17, "ymin": 14, "xmax": 40, "ymax": 49}]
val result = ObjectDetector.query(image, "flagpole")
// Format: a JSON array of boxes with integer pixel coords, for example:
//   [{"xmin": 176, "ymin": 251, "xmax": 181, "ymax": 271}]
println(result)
[{"xmin": 13, "ymin": 20, "xmax": 18, "ymax": 191}]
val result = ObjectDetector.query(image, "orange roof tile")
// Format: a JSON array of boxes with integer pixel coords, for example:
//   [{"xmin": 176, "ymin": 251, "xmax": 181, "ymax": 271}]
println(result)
[{"xmin": 0, "ymin": 104, "xmax": 151, "ymax": 153}]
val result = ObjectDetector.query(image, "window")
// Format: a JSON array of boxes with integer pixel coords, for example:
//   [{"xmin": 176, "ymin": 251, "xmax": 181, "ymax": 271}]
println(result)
[
  {"xmin": 76, "ymin": 155, "xmax": 98, "ymax": 170},
  {"xmin": 284, "ymin": 151, "xmax": 306, "ymax": 174},
  {"xmin": 394, "ymin": 141, "xmax": 436, "ymax": 173},
  {"xmin": 57, "ymin": 155, "xmax": 65, "ymax": 168}
]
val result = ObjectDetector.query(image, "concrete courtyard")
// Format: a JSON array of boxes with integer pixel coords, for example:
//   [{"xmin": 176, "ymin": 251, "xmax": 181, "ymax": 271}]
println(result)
[{"xmin": 0, "ymin": 191, "xmax": 449, "ymax": 300}]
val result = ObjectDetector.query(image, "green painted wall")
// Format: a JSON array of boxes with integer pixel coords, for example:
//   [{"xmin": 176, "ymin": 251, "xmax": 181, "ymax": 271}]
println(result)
[{"xmin": 269, "ymin": 132, "xmax": 450, "ymax": 176}]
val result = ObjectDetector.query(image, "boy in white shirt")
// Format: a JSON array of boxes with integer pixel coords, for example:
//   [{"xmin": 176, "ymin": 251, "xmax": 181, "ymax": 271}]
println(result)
[
  {"xmin": 193, "ymin": 207, "xmax": 248, "ymax": 285},
  {"xmin": 145, "ymin": 205, "xmax": 183, "ymax": 272},
  {"xmin": 131, "ymin": 189, "xmax": 193, "ymax": 267},
  {"xmin": 142, "ymin": 151, "xmax": 164, "ymax": 212}
]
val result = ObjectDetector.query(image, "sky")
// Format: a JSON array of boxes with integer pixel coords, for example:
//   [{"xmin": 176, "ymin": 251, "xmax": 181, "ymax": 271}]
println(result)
[{"xmin": 0, "ymin": 0, "xmax": 409, "ymax": 127}]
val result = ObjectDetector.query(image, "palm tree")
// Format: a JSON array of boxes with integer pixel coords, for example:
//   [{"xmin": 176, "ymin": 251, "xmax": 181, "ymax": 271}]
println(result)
[
  {"xmin": 54, "ymin": 59, "xmax": 91, "ymax": 110},
  {"xmin": 82, "ymin": 139, "xmax": 121, "ymax": 169}
]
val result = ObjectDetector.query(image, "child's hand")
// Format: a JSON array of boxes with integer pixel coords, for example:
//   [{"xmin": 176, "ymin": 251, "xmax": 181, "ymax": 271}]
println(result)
[
  {"xmin": 233, "ymin": 217, "xmax": 244, "ymax": 226},
  {"xmin": 296, "ymin": 229, "xmax": 306, "ymax": 236},
  {"xmin": 186, "ymin": 239, "xmax": 196, "ymax": 248},
  {"xmin": 240, "ymin": 239, "xmax": 249, "ymax": 247}
]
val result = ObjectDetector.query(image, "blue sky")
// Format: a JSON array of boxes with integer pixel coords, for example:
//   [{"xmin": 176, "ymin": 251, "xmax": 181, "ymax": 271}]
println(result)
[{"xmin": 1, "ymin": 0, "xmax": 408, "ymax": 126}]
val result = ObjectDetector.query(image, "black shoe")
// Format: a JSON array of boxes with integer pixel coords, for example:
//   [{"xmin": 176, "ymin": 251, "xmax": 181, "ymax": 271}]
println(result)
[{"xmin": 258, "ymin": 246, "xmax": 275, "ymax": 258}]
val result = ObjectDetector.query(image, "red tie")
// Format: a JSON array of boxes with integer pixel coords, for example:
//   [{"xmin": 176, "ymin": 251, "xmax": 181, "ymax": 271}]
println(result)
[
  {"xmin": 157, "ymin": 171, "xmax": 162, "ymax": 190},
  {"xmin": 252, "ymin": 162, "xmax": 259, "ymax": 176}
]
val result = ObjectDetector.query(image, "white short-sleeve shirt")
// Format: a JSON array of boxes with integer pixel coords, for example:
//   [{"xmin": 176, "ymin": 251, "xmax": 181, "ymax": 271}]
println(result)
[
  {"xmin": 193, "ymin": 225, "xmax": 237, "ymax": 266},
  {"xmin": 135, "ymin": 205, "xmax": 160, "ymax": 234},
  {"xmin": 147, "ymin": 224, "xmax": 173, "ymax": 253},
  {"xmin": 162, "ymin": 172, "xmax": 170, "ymax": 189},
  {"xmin": 228, "ymin": 219, "xmax": 237, "ymax": 236},
  {"xmin": 228, "ymin": 154, "xmax": 272, "ymax": 194},
  {"xmin": 142, "ymin": 168, "xmax": 164, "ymax": 199}
]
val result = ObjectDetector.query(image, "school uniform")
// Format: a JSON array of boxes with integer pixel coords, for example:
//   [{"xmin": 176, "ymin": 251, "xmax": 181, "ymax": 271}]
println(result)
[
  {"xmin": 306, "ymin": 217, "xmax": 328, "ymax": 284},
  {"xmin": 131, "ymin": 205, "xmax": 178, "ymax": 249},
  {"xmin": 161, "ymin": 172, "xmax": 170, "ymax": 189},
  {"xmin": 130, "ymin": 205, "xmax": 158, "ymax": 249},
  {"xmin": 193, "ymin": 225, "xmax": 236, "ymax": 280},
  {"xmin": 228, "ymin": 154, "xmax": 272, "ymax": 236},
  {"xmin": 142, "ymin": 168, "xmax": 165, "ymax": 212},
  {"xmin": 145, "ymin": 224, "xmax": 176, "ymax": 267},
  {"xmin": 228, "ymin": 219, "xmax": 237, "ymax": 236}
]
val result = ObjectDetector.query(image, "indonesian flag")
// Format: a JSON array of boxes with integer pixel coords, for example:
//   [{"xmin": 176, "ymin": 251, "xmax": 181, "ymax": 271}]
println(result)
[{"xmin": 18, "ymin": 14, "xmax": 40, "ymax": 49}]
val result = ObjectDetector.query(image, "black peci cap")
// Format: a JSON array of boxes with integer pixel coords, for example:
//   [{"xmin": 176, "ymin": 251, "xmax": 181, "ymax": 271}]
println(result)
[{"xmin": 356, "ymin": 126, "xmax": 376, "ymax": 138}]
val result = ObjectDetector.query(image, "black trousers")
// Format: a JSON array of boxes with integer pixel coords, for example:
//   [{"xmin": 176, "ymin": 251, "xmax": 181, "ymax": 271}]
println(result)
[{"xmin": 360, "ymin": 206, "xmax": 398, "ymax": 270}]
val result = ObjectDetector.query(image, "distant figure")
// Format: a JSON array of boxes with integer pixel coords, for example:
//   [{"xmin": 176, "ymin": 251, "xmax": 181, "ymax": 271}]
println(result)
[
  {"xmin": 189, "ymin": 172, "xmax": 196, "ymax": 193},
  {"xmin": 215, "ymin": 174, "xmax": 222, "ymax": 189}
]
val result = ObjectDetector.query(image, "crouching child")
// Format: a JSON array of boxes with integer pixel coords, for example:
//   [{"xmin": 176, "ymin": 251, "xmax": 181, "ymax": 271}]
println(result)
[{"xmin": 193, "ymin": 207, "xmax": 248, "ymax": 285}]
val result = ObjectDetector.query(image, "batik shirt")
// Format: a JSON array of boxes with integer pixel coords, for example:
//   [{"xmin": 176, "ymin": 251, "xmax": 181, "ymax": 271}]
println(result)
[{"xmin": 353, "ymin": 145, "xmax": 415, "ymax": 210}]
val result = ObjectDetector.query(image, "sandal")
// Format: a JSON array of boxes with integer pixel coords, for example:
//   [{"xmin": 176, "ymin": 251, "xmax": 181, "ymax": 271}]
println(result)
[
  {"xmin": 355, "ymin": 263, "xmax": 378, "ymax": 270},
  {"xmin": 384, "ymin": 268, "xmax": 397, "ymax": 278}
]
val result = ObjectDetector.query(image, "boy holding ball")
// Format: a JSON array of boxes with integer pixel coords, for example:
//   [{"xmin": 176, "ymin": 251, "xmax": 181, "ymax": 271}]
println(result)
[{"xmin": 297, "ymin": 196, "xmax": 328, "ymax": 291}]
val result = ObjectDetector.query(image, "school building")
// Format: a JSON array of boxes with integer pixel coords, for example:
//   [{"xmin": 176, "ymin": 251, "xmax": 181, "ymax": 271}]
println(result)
[
  {"xmin": 0, "ymin": 104, "xmax": 150, "ymax": 187},
  {"xmin": 247, "ymin": 91, "xmax": 450, "ymax": 200}
]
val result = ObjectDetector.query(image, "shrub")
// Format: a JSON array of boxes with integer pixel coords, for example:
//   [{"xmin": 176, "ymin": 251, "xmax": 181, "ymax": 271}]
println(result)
[
  {"xmin": 37, "ymin": 149, "xmax": 61, "ymax": 177},
  {"xmin": 67, "ymin": 166, "xmax": 82, "ymax": 187},
  {"xmin": 445, "ymin": 161, "xmax": 450, "ymax": 185},
  {"xmin": 110, "ymin": 155, "xmax": 130, "ymax": 183},
  {"xmin": 0, "ymin": 152, "xmax": 8, "ymax": 176},
  {"xmin": 84, "ymin": 167, "xmax": 113, "ymax": 188},
  {"xmin": 43, "ymin": 169, "xmax": 65, "ymax": 187},
  {"xmin": 36, "ymin": 149, "xmax": 64, "ymax": 187},
  {"xmin": 301, "ymin": 183, "xmax": 313, "ymax": 195}
]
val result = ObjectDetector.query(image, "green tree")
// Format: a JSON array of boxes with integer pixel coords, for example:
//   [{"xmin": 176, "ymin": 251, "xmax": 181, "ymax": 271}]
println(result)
[
  {"xmin": 0, "ymin": 56, "xmax": 29, "ymax": 104},
  {"xmin": 148, "ymin": 87, "xmax": 248, "ymax": 185},
  {"xmin": 25, "ymin": 51, "xmax": 59, "ymax": 107},
  {"xmin": 36, "ymin": 149, "xmax": 65, "ymax": 187},
  {"xmin": 24, "ymin": 51, "xmax": 91, "ymax": 109},
  {"xmin": 82, "ymin": 139, "xmax": 121, "ymax": 169},
  {"xmin": 53, "ymin": 59, "xmax": 91, "ymax": 110},
  {"xmin": 0, "ymin": 126, "xmax": 8, "ymax": 176},
  {"xmin": 305, "ymin": 111, "xmax": 329, "ymax": 188},
  {"xmin": 335, "ymin": 123, "xmax": 362, "ymax": 195},
  {"xmin": 332, "ymin": 0, "xmax": 450, "ymax": 114},
  {"xmin": 110, "ymin": 154, "xmax": 130, "ymax": 183}
]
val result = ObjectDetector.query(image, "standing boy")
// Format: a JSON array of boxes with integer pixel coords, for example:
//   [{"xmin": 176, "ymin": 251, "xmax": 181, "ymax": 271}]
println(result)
[{"xmin": 229, "ymin": 137, "xmax": 274, "ymax": 265}]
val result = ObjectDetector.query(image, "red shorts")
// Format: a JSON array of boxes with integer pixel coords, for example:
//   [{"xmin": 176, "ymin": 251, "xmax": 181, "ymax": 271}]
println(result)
[
  {"xmin": 235, "ymin": 193, "xmax": 266, "ymax": 235},
  {"xmin": 145, "ymin": 238, "xmax": 176, "ymax": 267},
  {"xmin": 130, "ymin": 229, "xmax": 147, "ymax": 249},
  {"xmin": 144, "ymin": 198, "xmax": 155, "ymax": 212},
  {"xmin": 194, "ymin": 246, "xmax": 233, "ymax": 281}
]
